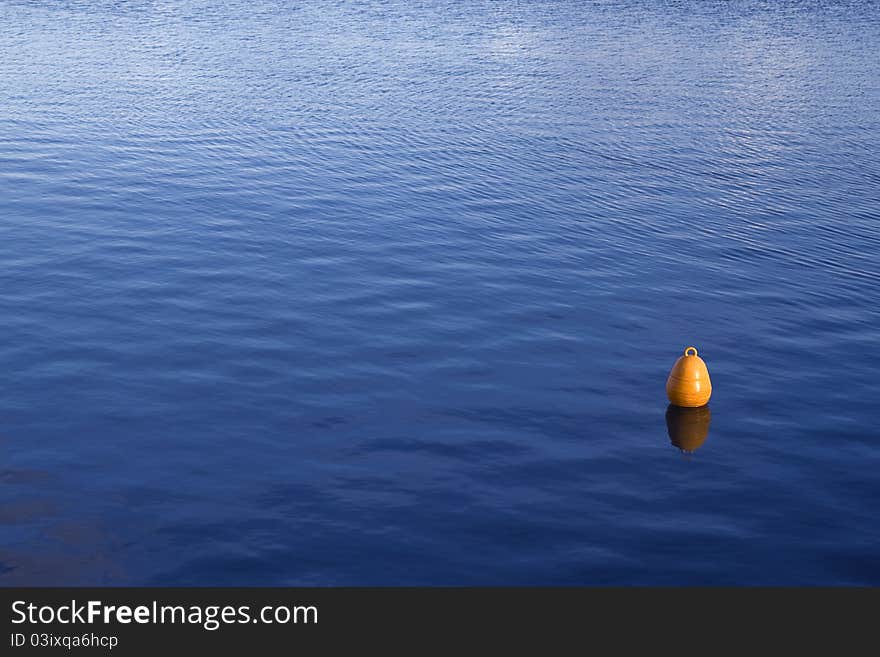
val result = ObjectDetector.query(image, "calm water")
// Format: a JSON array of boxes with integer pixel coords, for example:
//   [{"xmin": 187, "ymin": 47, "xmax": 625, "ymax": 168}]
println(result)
[{"xmin": 1, "ymin": 0, "xmax": 878, "ymax": 585}]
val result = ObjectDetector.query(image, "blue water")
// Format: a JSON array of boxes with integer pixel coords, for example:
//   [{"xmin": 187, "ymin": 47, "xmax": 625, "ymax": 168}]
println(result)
[{"xmin": 1, "ymin": 0, "xmax": 878, "ymax": 585}]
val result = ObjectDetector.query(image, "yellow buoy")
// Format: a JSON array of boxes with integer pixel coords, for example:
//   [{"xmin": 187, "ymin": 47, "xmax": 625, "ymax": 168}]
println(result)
[
  {"xmin": 666, "ymin": 404, "xmax": 711, "ymax": 452},
  {"xmin": 666, "ymin": 346, "xmax": 712, "ymax": 407}
]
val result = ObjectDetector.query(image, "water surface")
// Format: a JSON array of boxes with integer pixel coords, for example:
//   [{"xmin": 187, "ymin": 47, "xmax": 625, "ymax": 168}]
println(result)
[{"xmin": 1, "ymin": 0, "xmax": 879, "ymax": 584}]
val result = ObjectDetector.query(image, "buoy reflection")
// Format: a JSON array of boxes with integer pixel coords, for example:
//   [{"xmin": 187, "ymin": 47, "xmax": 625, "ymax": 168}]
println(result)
[{"xmin": 666, "ymin": 404, "xmax": 711, "ymax": 453}]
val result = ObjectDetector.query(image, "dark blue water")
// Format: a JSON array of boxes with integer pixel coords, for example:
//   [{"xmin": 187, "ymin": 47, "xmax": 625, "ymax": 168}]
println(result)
[{"xmin": 1, "ymin": 0, "xmax": 878, "ymax": 585}]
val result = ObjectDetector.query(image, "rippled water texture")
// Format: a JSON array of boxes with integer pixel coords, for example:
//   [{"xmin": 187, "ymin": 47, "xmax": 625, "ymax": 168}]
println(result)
[{"xmin": 1, "ymin": 1, "xmax": 878, "ymax": 585}]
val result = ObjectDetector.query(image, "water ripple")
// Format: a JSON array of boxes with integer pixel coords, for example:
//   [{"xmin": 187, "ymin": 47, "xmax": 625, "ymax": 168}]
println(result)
[{"xmin": 1, "ymin": 0, "xmax": 878, "ymax": 585}]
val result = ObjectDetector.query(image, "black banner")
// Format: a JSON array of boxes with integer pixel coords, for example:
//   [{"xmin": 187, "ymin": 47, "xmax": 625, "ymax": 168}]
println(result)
[{"xmin": 1, "ymin": 588, "xmax": 876, "ymax": 653}]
